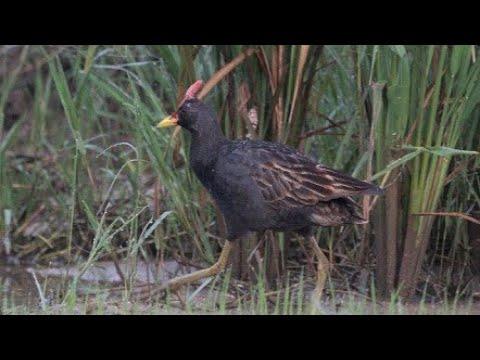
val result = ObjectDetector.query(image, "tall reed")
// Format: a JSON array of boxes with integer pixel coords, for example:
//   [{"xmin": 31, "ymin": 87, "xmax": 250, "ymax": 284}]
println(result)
[{"xmin": 354, "ymin": 45, "xmax": 480, "ymax": 298}]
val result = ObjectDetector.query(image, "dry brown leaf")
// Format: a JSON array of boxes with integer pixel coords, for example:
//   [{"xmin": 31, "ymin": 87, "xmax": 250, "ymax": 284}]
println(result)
[{"xmin": 413, "ymin": 211, "xmax": 480, "ymax": 225}]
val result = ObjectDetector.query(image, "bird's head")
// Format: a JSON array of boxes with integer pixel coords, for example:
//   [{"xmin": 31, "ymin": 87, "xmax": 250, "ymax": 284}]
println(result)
[{"xmin": 157, "ymin": 80, "xmax": 219, "ymax": 135}]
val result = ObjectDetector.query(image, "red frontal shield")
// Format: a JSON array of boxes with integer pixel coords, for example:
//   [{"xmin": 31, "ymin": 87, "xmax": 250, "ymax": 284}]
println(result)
[{"xmin": 178, "ymin": 80, "xmax": 204, "ymax": 108}]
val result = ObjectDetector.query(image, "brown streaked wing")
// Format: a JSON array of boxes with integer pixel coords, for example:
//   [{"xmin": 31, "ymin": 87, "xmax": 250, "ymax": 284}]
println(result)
[{"xmin": 246, "ymin": 145, "xmax": 382, "ymax": 208}]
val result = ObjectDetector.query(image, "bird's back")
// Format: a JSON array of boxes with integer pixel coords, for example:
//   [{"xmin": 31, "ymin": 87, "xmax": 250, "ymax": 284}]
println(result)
[{"xmin": 205, "ymin": 139, "xmax": 381, "ymax": 236}]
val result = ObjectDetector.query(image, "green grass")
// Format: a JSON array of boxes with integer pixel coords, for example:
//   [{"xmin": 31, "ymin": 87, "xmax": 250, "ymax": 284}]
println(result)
[
  {"xmin": 0, "ymin": 45, "xmax": 479, "ymax": 314},
  {"xmin": 1, "ymin": 269, "xmax": 477, "ymax": 315}
]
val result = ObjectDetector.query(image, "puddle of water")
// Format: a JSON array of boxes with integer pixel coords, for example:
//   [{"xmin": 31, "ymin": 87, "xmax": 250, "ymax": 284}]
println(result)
[
  {"xmin": 1, "ymin": 265, "xmax": 46, "ymax": 309},
  {"xmin": 29, "ymin": 259, "xmax": 192, "ymax": 284},
  {"xmin": 0, "ymin": 259, "xmax": 195, "ymax": 310}
]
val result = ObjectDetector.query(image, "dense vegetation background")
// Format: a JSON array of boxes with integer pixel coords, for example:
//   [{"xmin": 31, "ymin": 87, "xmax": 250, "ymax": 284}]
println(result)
[{"xmin": 1, "ymin": 45, "xmax": 479, "ymax": 310}]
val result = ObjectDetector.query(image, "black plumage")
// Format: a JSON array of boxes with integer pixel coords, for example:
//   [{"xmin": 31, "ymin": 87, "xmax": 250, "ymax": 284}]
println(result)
[
  {"xmin": 156, "ymin": 82, "xmax": 383, "ymax": 300},
  {"xmin": 176, "ymin": 98, "xmax": 382, "ymax": 240}
]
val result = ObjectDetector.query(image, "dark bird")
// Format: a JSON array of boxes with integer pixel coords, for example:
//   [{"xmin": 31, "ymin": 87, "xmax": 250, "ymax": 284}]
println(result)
[{"xmin": 157, "ymin": 81, "xmax": 383, "ymax": 301}]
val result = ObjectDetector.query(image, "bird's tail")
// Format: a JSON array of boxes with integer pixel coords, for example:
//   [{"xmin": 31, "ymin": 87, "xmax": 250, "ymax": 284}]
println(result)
[
  {"xmin": 309, "ymin": 197, "xmax": 370, "ymax": 226},
  {"xmin": 344, "ymin": 197, "xmax": 370, "ymax": 225},
  {"xmin": 319, "ymin": 165, "xmax": 385, "ymax": 198}
]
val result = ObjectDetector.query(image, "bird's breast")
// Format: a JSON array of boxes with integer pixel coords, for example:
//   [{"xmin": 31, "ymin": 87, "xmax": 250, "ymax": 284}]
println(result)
[{"xmin": 190, "ymin": 158, "xmax": 217, "ymax": 190}]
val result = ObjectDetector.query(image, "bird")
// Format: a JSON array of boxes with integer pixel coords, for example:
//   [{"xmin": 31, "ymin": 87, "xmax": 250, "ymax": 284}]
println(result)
[{"xmin": 156, "ymin": 80, "xmax": 383, "ymax": 302}]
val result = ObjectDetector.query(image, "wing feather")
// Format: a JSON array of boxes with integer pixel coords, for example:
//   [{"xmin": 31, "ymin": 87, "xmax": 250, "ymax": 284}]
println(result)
[{"xmin": 234, "ymin": 141, "xmax": 383, "ymax": 209}]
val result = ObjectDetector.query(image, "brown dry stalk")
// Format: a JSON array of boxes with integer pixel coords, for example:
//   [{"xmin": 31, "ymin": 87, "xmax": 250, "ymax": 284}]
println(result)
[
  {"xmin": 287, "ymin": 45, "xmax": 310, "ymax": 126},
  {"xmin": 14, "ymin": 204, "xmax": 46, "ymax": 237},
  {"xmin": 197, "ymin": 48, "xmax": 258, "ymax": 100},
  {"xmin": 271, "ymin": 46, "xmax": 285, "ymax": 142},
  {"xmin": 364, "ymin": 82, "xmax": 385, "ymax": 219},
  {"xmin": 412, "ymin": 211, "xmax": 480, "ymax": 225},
  {"xmin": 257, "ymin": 47, "xmax": 274, "ymax": 90},
  {"xmin": 298, "ymin": 121, "xmax": 347, "ymax": 140}
]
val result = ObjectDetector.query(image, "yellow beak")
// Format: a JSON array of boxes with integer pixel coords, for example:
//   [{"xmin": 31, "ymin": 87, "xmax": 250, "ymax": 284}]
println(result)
[{"xmin": 157, "ymin": 115, "xmax": 178, "ymax": 128}]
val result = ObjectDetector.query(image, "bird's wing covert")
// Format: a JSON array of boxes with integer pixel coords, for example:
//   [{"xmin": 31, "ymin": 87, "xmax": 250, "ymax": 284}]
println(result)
[{"xmin": 234, "ymin": 142, "xmax": 382, "ymax": 208}]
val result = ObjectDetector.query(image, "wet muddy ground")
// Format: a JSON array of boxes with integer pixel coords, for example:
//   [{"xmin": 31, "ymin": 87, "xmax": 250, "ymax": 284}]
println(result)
[
  {"xmin": 0, "ymin": 260, "xmax": 197, "ymax": 313},
  {"xmin": 2, "ymin": 261, "xmax": 480, "ymax": 315}
]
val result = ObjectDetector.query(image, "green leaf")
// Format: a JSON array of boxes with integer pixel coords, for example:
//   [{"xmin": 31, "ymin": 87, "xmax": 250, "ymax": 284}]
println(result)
[
  {"xmin": 372, "ymin": 148, "xmax": 423, "ymax": 180},
  {"xmin": 89, "ymin": 73, "xmax": 135, "ymax": 111},
  {"xmin": 403, "ymin": 145, "xmax": 479, "ymax": 157},
  {"xmin": 0, "ymin": 115, "xmax": 25, "ymax": 153},
  {"xmin": 389, "ymin": 45, "xmax": 406, "ymax": 58}
]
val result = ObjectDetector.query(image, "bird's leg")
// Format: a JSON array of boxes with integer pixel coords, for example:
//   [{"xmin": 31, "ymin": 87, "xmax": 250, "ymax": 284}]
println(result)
[
  {"xmin": 157, "ymin": 240, "xmax": 233, "ymax": 292},
  {"xmin": 309, "ymin": 236, "xmax": 330, "ymax": 304}
]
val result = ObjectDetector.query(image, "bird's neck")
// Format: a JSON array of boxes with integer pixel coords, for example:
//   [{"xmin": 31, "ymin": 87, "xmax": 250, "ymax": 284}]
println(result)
[{"xmin": 189, "ymin": 124, "xmax": 227, "ymax": 170}]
